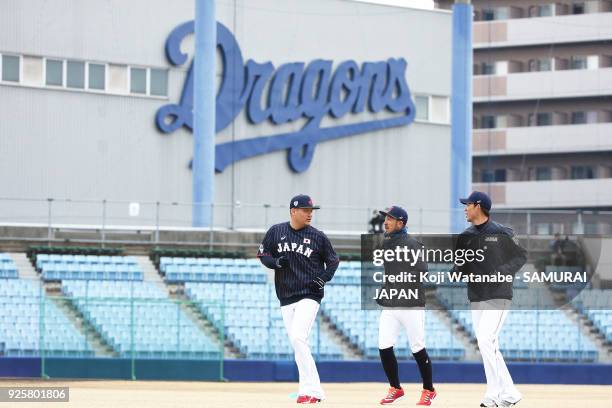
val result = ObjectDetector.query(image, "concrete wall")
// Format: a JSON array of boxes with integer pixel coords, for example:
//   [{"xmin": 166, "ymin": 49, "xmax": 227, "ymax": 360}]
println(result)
[{"xmin": 0, "ymin": 0, "xmax": 453, "ymax": 232}]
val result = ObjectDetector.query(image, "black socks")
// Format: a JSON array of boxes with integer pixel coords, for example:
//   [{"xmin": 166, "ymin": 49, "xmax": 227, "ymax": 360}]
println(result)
[
  {"xmin": 379, "ymin": 347, "xmax": 401, "ymax": 389},
  {"xmin": 380, "ymin": 347, "xmax": 434, "ymax": 392},
  {"xmin": 413, "ymin": 348, "xmax": 434, "ymax": 392}
]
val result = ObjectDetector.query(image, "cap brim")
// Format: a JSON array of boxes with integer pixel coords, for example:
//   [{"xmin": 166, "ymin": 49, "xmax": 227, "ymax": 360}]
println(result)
[
  {"xmin": 378, "ymin": 211, "xmax": 396, "ymax": 219},
  {"xmin": 297, "ymin": 205, "xmax": 320, "ymax": 210},
  {"xmin": 459, "ymin": 198, "xmax": 470, "ymax": 205}
]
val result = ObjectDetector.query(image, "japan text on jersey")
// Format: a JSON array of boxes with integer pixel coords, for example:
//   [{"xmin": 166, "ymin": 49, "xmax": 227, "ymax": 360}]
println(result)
[{"xmin": 276, "ymin": 241, "xmax": 314, "ymax": 258}]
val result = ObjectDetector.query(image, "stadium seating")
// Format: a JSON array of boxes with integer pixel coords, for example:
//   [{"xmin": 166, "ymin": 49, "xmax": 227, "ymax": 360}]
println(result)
[
  {"xmin": 0, "ymin": 279, "xmax": 93, "ymax": 357},
  {"xmin": 185, "ymin": 282, "xmax": 343, "ymax": 360},
  {"xmin": 330, "ymin": 261, "xmax": 362, "ymax": 285},
  {"xmin": 37, "ymin": 254, "xmax": 143, "ymax": 281},
  {"xmin": 0, "ymin": 253, "xmax": 19, "ymax": 279},
  {"xmin": 572, "ymin": 289, "xmax": 612, "ymax": 343},
  {"xmin": 0, "ymin": 254, "xmax": 606, "ymax": 363},
  {"xmin": 62, "ymin": 280, "xmax": 220, "ymax": 359},
  {"xmin": 323, "ymin": 275, "xmax": 466, "ymax": 360},
  {"xmin": 329, "ymin": 262, "xmax": 465, "ymax": 359},
  {"xmin": 437, "ymin": 287, "xmax": 598, "ymax": 361},
  {"xmin": 159, "ymin": 257, "xmax": 267, "ymax": 283}
]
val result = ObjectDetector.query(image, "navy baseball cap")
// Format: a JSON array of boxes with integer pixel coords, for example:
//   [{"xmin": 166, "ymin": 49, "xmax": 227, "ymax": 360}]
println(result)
[
  {"xmin": 379, "ymin": 206, "xmax": 408, "ymax": 223},
  {"xmin": 459, "ymin": 191, "xmax": 492, "ymax": 211},
  {"xmin": 290, "ymin": 194, "xmax": 320, "ymax": 210}
]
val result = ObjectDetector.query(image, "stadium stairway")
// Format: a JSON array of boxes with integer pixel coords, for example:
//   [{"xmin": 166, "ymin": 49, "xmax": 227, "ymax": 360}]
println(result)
[
  {"xmin": 561, "ymin": 293, "xmax": 612, "ymax": 363},
  {"xmin": 134, "ymin": 255, "xmax": 166, "ymax": 290},
  {"xmin": 318, "ymin": 308, "xmax": 364, "ymax": 360},
  {"xmin": 318, "ymin": 312, "xmax": 362, "ymax": 360},
  {"xmin": 169, "ymin": 290, "xmax": 241, "ymax": 359},
  {"xmin": 9, "ymin": 252, "xmax": 38, "ymax": 280},
  {"xmin": 563, "ymin": 306, "xmax": 612, "ymax": 362},
  {"xmin": 547, "ymin": 284, "xmax": 612, "ymax": 362},
  {"xmin": 144, "ymin": 255, "xmax": 233, "ymax": 356},
  {"xmin": 426, "ymin": 293, "xmax": 480, "ymax": 361},
  {"xmin": 46, "ymin": 285, "xmax": 117, "ymax": 357}
]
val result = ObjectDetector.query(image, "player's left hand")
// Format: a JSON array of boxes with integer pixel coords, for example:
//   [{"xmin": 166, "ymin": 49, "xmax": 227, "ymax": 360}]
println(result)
[{"xmin": 310, "ymin": 276, "xmax": 325, "ymax": 292}]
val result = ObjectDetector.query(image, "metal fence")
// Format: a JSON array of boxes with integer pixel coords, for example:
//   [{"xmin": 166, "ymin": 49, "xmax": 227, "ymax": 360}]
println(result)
[{"xmin": 0, "ymin": 197, "xmax": 611, "ymax": 237}]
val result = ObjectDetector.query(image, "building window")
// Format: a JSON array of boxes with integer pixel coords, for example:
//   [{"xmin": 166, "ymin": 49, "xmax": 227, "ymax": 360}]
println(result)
[
  {"xmin": 481, "ymin": 62, "xmax": 495, "ymax": 75},
  {"xmin": 1, "ymin": 53, "xmax": 165, "ymax": 98},
  {"xmin": 415, "ymin": 95, "xmax": 429, "ymax": 121},
  {"xmin": 130, "ymin": 67, "xmax": 147, "ymax": 94},
  {"xmin": 67, "ymin": 61, "xmax": 85, "ymax": 89},
  {"xmin": 536, "ymin": 167, "xmax": 552, "ymax": 181},
  {"xmin": 571, "ymin": 111, "xmax": 587, "ymax": 124},
  {"xmin": 430, "ymin": 96, "xmax": 449, "ymax": 123},
  {"xmin": 495, "ymin": 7, "xmax": 509, "ymax": 20},
  {"xmin": 481, "ymin": 115, "xmax": 496, "ymax": 129},
  {"xmin": 482, "ymin": 8, "xmax": 495, "ymax": 21},
  {"xmin": 2, "ymin": 54, "xmax": 20, "ymax": 82},
  {"xmin": 572, "ymin": 3, "xmax": 585, "ymax": 14},
  {"xmin": 528, "ymin": 59, "xmax": 538, "ymax": 72},
  {"xmin": 150, "ymin": 68, "xmax": 168, "ymax": 96},
  {"xmin": 482, "ymin": 169, "xmax": 507, "ymax": 182},
  {"xmin": 495, "ymin": 169, "xmax": 507, "ymax": 182},
  {"xmin": 571, "ymin": 166, "xmax": 594, "ymax": 179},
  {"xmin": 481, "ymin": 170, "xmax": 494, "ymax": 183},
  {"xmin": 528, "ymin": 58, "xmax": 552, "ymax": 72},
  {"xmin": 528, "ymin": 6, "xmax": 538, "ymax": 17},
  {"xmin": 537, "ymin": 113, "xmax": 552, "ymax": 126},
  {"xmin": 529, "ymin": 5, "xmax": 553, "ymax": 17},
  {"xmin": 528, "ymin": 113, "xmax": 552, "ymax": 126},
  {"xmin": 536, "ymin": 223, "xmax": 552, "ymax": 235},
  {"xmin": 88, "ymin": 63, "xmax": 105, "ymax": 90},
  {"xmin": 571, "ymin": 56, "xmax": 588, "ymax": 70},
  {"xmin": 539, "ymin": 58, "xmax": 552, "ymax": 71},
  {"xmin": 538, "ymin": 4, "xmax": 553, "ymax": 17},
  {"xmin": 130, "ymin": 67, "xmax": 168, "ymax": 96},
  {"xmin": 45, "ymin": 59, "xmax": 63, "ymax": 86}
]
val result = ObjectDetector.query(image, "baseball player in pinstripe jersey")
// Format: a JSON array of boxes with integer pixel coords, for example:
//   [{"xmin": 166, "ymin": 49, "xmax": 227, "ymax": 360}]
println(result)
[{"xmin": 257, "ymin": 194, "xmax": 339, "ymax": 404}]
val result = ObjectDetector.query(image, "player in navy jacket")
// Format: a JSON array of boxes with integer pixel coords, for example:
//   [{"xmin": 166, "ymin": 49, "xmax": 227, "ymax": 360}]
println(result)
[
  {"xmin": 258, "ymin": 194, "xmax": 339, "ymax": 404},
  {"xmin": 458, "ymin": 191, "xmax": 525, "ymax": 408}
]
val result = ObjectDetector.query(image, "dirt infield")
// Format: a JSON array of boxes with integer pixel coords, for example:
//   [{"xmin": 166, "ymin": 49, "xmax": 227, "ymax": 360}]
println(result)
[{"xmin": 0, "ymin": 380, "xmax": 610, "ymax": 407}]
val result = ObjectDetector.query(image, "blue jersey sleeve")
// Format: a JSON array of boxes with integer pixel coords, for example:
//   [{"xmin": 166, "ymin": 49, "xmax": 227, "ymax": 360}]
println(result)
[
  {"xmin": 319, "ymin": 233, "xmax": 339, "ymax": 282},
  {"xmin": 497, "ymin": 227, "xmax": 527, "ymax": 276},
  {"xmin": 258, "ymin": 227, "xmax": 278, "ymax": 269},
  {"xmin": 258, "ymin": 228, "xmax": 275, "ymax": 257}
]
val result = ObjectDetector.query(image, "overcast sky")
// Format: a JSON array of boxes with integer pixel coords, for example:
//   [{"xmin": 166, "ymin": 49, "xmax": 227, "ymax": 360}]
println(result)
[{"xmin": 351, "ymin": 0, "xmax": 435, "ymax": 10}]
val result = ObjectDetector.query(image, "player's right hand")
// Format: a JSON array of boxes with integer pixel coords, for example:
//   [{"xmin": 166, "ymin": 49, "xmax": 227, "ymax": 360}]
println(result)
[{"xmin": 275, "ymin": 256, "xmax": 289, "ymax": 269}]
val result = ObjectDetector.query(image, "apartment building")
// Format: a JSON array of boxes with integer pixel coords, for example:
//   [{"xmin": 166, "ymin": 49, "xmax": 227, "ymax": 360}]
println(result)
[{"xmin": 437, "ymin": 0, "xmax": 612, "ymax": 222}]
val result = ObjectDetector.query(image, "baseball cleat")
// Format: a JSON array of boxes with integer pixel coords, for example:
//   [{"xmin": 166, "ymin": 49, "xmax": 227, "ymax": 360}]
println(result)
[
  {"xmin": 498, "ymin": 398, "xmax": 521, "ymax": 407},
  {"xmin": 479, "ymin": 401, "xmax": 497, "ymax": 407},
  {"xmin": 380, "ymin": 386, "xmax": 405, "ymax": 405},
  {"xmin": 416, "ymin": 388, "xmax": 437, "ymax": 406},
  {"xmin": 296, "ymin": 395, "xmax": 321, "ymax": 404}
]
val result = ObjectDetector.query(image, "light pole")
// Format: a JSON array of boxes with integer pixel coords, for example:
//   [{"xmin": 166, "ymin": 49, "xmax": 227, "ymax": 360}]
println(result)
[
  {"xmin": 450, "ymin": 0, "xmax": 473, "ymax": 233},
  {"xmin": 193, "ymin": 0, "xmax": 216, "ymax": 227}
]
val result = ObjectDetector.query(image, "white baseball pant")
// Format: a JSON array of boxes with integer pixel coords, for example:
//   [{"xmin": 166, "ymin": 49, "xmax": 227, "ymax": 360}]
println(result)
[
  {"xmin": 471, "ymin": 300, "xmax": 522, "ymax": 405},
  {"xmin": 281, "ymin": 298, "xmax": 324, "ymax": 399},
  {"xmin": 378, "ymin": 308, "xmax": 426, "ymax": 353}
]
